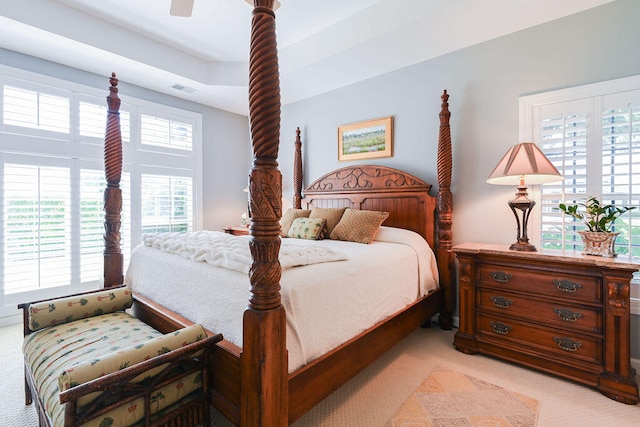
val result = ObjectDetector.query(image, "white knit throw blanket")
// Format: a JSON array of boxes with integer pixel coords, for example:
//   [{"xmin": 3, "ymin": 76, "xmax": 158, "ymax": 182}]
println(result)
[{"xmin": 142, "ymin": 231, "xmax": 347, "ymax": 274}]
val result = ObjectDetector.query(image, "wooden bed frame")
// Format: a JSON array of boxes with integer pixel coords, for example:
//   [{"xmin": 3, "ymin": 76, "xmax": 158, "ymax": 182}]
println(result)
[{"xmin": 101, "ymin": 2, "xmax": 454, "ymax": 425}]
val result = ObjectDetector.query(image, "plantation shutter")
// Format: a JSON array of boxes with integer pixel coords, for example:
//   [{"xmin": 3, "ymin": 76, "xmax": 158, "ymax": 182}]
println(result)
[
  {"xmin": 601, "ymin": 91, "xmax": 640, "ymax": 254},
  {"xmin": 3, "ymin": 85, "xmax": 70, "ymax": 134},
  {"xmin": 1, "ymin": 69, "xmax": 201, "ymax": 314},
  {"xmin": 140, "ymin": 114, "xmax": 192, "ymax": 151},
  {"xmin": 3, "ymin": 163, "xmax": 71, "ymax": 293},
  {"xmin": 533, "ymin": 87, "xmax": 640, "ymax": 256},
  {"xmin": 141, "ymin": 174, "xmax": 193, "ymax": 234},
  {"xmin": 538, "ymin": 100, "xmax": 590, "ymax": 252}
]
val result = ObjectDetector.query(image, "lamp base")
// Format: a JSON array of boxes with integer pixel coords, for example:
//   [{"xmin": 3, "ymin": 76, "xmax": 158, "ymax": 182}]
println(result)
[
  {"xmin": 507, "ymin": 185, "xmax": 537, "ymax": 253},
  {"xmin": 510, "ymin": 240, "xmax": 537, "ymax": 252}
]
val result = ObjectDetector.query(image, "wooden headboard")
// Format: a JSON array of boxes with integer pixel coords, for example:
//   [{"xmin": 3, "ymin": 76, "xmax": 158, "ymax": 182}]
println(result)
[
  {"xmin": 301, "ymin": 166, "xmax": 437, "ymax": 250},
  {"xmin": 291, "ymin": 90, "xmax": 453, "ymax": 260}
]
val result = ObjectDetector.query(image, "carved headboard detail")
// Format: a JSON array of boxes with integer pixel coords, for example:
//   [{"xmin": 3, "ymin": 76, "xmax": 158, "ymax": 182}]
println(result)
[
  {"xmin": 301, "ymin": 165, "xmax": 437, "ymax": 250},
  {"xmin": 306, "ymin": 166, "xmax": 431, "ymax": 193}
]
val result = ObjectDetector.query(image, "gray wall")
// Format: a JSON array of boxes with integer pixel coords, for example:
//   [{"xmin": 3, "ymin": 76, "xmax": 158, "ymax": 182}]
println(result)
[
  {"xmin": 280, "ymin": 0, "xmax": 640, "ymax": 357},
  {"xmin": 0, "ymin": 48, "xmax": 251, "ymax": 232}
]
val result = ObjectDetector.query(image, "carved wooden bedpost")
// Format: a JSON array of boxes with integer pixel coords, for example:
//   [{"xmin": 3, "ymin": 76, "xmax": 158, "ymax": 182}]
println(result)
[
  {"xmin": 241, "ymin": 1, "xmax": 288, "ymax": 426},
  {"xmin": 436, "ymin": 90, "xmax": 454, "ymax": 330},
  {"xmin": 293, "ymin": 127, "xmax": 303, "ymax": 209},
  {"xmin": 103, "ymin": 73, "xmax": 123, "ymax": 288}
]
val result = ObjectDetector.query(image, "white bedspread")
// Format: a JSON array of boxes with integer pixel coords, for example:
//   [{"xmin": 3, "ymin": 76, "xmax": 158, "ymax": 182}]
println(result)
[
  {"xmin": 142, "ymin": 230, "xmax": 348, "ymax": 274},
  {"xmin": 125, "ymin": 227, "xmax": 438, "ymax": 372}
]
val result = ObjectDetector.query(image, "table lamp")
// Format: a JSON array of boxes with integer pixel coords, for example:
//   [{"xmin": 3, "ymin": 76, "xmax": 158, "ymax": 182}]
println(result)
[{"xmin": 486, "ymin": 142, "xmax": 563, "ymax": 252}]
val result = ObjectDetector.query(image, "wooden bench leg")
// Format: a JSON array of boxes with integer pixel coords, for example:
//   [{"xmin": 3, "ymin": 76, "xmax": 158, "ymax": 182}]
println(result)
[{"xmin": 24, "ymin": 365, "xmax": 32, "ymax": 405}]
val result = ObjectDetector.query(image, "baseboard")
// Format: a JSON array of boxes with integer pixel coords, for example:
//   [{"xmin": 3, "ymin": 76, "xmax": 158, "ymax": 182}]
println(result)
[
  {"xmin": 0, "ymin": 313, "xmax": 21, "ymax": 328},
  {"xmin": 632, "ymin": 358, "xmax": 640, "ymax": 375}
]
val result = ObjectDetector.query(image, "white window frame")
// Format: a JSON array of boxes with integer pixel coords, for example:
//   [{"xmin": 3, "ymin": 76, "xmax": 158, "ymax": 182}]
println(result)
[
  {"xmin": 520, "ymin": 75, "xmax": 640, "ymax": 315},
  {"xmin": 0, "ymin": 64, "xmax": 203, "ymax": 322}
]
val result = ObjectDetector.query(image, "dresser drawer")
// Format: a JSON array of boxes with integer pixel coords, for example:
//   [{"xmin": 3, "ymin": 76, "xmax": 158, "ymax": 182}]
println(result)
[
  {"xmin": 478, "ymin": 263, "xmax": 601, "ymax": 303},
  {"xmin": 476, "ymin": 288, "xmax": 601, "ymax": 333},
  {"xmin": 476, "ymin": 312, "xmax": 602, "ymax": 365}
]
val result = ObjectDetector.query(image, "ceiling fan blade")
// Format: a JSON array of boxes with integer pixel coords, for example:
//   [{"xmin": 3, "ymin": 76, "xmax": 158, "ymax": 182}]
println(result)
[{"xmin": 170, "ymin": 0, "xmax": 194, "ymax": 17}]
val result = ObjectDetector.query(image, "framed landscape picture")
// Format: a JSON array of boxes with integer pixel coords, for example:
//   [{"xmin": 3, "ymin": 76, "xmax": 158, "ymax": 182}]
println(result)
[{"xmin": 338, "ymin": 116, "xmax": 393, "ymax": 161}]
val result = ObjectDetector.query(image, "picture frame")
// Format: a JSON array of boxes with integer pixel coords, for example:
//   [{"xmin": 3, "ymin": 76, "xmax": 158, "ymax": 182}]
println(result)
[{"xmin": 338, "ymin": 116, "xmax": 393, "ymax": 161}]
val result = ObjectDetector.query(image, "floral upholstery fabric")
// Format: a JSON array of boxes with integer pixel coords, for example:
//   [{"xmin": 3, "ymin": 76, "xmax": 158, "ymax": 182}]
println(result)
[
  {"xmin": 287, "ymin": 217, "xmax": 326, "ymax": 240},
  {"xmin": 280, "ymin": 208, "xmax": 312, "ymax": 237},
  {"xmin": 23, "ymin": 309, "xmax": 207, "ymax": 427},
  {"xmin": 28, "ymin": 287, "xmax": 133, "ymax": 331}
]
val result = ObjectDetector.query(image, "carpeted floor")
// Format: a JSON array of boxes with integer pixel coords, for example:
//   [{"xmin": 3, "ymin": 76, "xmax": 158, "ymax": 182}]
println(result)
[{"xmin": 3, "ymin": 323, "xmax": 640, "ymax": 426}]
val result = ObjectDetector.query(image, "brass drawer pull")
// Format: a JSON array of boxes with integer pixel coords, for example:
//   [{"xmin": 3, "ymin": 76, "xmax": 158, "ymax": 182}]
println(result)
[
  {"xmin": 553, "ymin": 336, "xmax": 582, "ymax": 352},
  {"xmin": 490, "ymin": 296, "xmax": 513, "ymax": 308},
  {"xmin": 553, "ymin": 307, "xmax": 582, "ymax": 322},
  {"xmin": 490, "ymin": 271, "xmax": 512, "ymax": 283},
  {"xmin": 489, "ymin": 321, "xmax": 512, "ymax": 335},
  {"xmin": 553, "ymin": 279, "xmax": 583, "ymax": 293}
]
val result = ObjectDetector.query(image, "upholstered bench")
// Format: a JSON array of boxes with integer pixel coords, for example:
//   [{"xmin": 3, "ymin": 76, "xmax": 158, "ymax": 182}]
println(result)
[{"xmin": 19, "ymin": 286, "xmax": 222, "ymax": 427}]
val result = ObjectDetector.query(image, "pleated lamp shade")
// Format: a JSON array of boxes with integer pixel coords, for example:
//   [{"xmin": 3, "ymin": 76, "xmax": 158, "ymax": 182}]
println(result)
[{"xmin": 487, "ymin": 142, "xmax": 562, "ymax": 185}]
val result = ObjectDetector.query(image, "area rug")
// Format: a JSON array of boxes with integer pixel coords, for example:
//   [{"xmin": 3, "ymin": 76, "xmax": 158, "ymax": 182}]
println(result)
[{"xmin": 386, "ymin": 366, "xmax": 540, "ymax": 427}]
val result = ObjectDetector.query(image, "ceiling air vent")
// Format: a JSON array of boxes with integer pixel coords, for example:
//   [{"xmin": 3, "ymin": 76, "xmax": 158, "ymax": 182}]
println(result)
[{"xmin": 172, "ymin": 84, "xmax": 196, "ymax": 93}]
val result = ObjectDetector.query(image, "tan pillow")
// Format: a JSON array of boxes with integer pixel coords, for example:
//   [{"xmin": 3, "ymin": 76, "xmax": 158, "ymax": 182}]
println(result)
[
  {"xmin": 330, "ymin": 209, "xmax": 389, "ymax": 244},
  {"xmin": 280, "ymin": 208, "xmax": 311, "ymax": 237},
  {"xmin": 309, "ymin": 207, "xmax": 347, "ymax": 236},
  {"xmin": 287, "ymin": 217, "xmax": 326, "ymax": 240}
]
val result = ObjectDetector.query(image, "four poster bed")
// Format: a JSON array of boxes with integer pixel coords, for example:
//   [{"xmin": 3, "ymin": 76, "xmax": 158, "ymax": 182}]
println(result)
[{"xmin": 100, "ymin": 3, "xmax": 454, "ymax": 425}]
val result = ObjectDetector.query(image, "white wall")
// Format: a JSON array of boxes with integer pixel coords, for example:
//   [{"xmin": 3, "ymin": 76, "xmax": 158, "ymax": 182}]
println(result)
[{"xmin": 280, "ymin": 0, "xmax": 640, "ymax": 356}]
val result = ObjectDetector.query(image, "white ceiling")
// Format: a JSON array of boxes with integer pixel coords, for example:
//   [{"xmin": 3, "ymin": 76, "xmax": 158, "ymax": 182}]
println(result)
[{"xmin": 0, "ymin": 0, "xmax": 614, "ymax": 116}]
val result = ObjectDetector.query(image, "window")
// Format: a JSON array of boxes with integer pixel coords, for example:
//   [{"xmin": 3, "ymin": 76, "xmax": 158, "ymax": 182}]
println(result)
[
  {"xmin": 520, "ymin": 75, "xmax": 640, "ymax": 313},
  {"xmin": 2, "ymin": 162, "xmax": 131, "ymax": 293},
  {"xmin": 3, "ymin": 163, "xmax": 71, "ymax": 293},
  {"xmin": 141, "ymin": 173, "xmax": 193, "ymax": 233},
  {"xmin": 0, "ymin": 66, "xmax": 202, "ymax": 315},
  {"xmin": 521, "ymin": 79, "xmax": 640, "ymax": 256},
  {"xmin": 3, "ymin": 85, "xmax": 70, "ymax": 134},
  {"xmin": 140, "ymin": 114, "xmax": 192, "ymax": 151}
]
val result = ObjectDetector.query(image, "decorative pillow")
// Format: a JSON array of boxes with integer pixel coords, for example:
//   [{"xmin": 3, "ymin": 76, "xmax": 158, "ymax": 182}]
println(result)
[
  {"xmin": 287, "ymin": 217, "xmax": 326, "ymax": 240},
  {"xmin": 28, "ymin": 286, "xmax": 133, "ymax": 331},
  {"xmin": 280, "ymin": 208, "xmax": 311, "ymax": 237},
  {"xmin": 330, "ymin": 209, "xmax": 390, "ymax": 244},
  {"xmin": 309, "ymin": 207, "xmax": 347, "ymax": 236}
]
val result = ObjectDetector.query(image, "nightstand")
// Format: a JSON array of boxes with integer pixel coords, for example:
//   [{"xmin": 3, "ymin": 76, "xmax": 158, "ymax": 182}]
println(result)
[
  {"xmin": 223, "ymin": 226, "xmax": 250, "ymax": 236},
  {"xmin": 453, "ymin": 242, "xmax": 639, "ymax": 404}
]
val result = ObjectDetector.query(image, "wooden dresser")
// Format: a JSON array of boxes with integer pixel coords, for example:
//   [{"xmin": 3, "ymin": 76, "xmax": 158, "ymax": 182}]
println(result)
[{"xmin": 453, "ymin": 242, "xmax": 639, "ymax": 404}]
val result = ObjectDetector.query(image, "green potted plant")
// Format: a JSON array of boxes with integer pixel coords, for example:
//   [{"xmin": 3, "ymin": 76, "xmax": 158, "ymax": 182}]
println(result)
[{"xmin": 558, "ymin": 196, "xmax": 635, "ymax": 257}]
